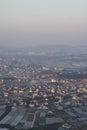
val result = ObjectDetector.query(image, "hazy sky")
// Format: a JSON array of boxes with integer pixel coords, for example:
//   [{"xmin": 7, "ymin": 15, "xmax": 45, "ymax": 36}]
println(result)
[{"xmin": 0, "ymin": 0, "xmax": 87, "ymax": 47}]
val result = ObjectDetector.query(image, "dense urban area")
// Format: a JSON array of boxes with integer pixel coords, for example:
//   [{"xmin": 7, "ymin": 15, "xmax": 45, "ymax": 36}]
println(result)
[{"xmin": 0, "ymin": 51, "xmax": 87, "ymax": 130}]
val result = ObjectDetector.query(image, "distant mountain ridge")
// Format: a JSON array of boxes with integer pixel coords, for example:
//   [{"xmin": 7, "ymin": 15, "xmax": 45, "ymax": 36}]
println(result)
[{"xmin": 0, "ymin": 44, "xmax": 87, "ymax": 55}]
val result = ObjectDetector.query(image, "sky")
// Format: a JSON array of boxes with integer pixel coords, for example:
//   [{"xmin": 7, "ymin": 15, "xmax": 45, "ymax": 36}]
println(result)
[{"xmin": 0, "ymin": 0, "xmax": 87, "ymax": 47}]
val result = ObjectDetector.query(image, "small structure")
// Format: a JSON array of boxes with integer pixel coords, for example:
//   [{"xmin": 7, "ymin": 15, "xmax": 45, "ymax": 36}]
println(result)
[{"xmin": 39, "ymin": 111, "xmax": 46, "ymax": 126}]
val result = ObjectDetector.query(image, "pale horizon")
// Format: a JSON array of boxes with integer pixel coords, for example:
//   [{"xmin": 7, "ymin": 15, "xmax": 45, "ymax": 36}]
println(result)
[{"xmin": 0, "ymin": 0, "xmax": 87, "ymax": 47}]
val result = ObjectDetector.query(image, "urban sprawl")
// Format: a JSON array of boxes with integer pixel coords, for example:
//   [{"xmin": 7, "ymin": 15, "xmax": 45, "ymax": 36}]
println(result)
[{"xmin": 0, "ymin": 55, "xmax": 87, "ymax": 130}]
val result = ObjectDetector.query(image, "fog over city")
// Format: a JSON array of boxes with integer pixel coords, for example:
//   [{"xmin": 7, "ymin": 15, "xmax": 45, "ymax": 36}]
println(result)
[{"xmin": 0, "ymin": 1, "xmax": 87, "ymax": 130}]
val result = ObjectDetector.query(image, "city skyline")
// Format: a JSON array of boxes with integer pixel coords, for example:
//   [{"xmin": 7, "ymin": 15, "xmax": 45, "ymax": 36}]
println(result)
[{"xmin": 0, "ymin": 0, "xmax": 87, "ymax": 47}]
